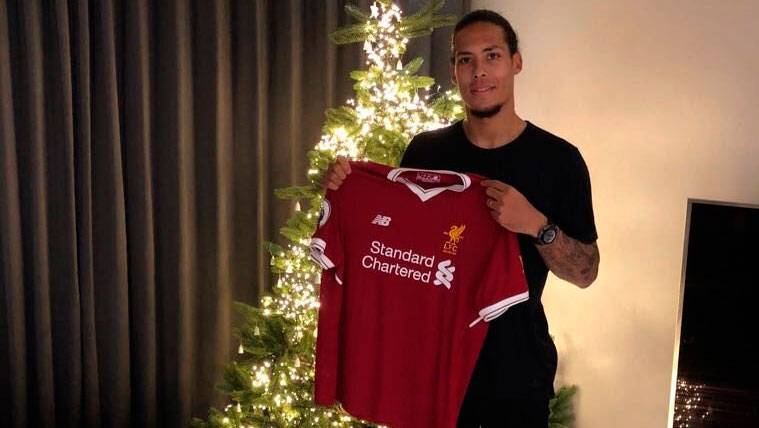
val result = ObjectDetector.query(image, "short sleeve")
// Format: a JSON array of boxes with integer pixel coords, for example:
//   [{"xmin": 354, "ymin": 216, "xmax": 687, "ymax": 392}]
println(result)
[
  {"xmin": 470, "ymin": 231, "xmax": 530, "ymax": 327},
  {"xmin": 310, "ymin": 190, "xmax": 345, "ymax": 284},
  {"xmin": 400, "ymin": 136, "xmax": 422, "ymax": 168},
  {"xmin": 556, "ymin": 148, "xmax": 598, "ymax": 244}
]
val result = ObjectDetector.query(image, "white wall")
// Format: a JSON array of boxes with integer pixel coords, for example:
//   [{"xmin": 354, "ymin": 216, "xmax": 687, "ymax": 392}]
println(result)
[{"xmin": 472, "ymin": 1, "xmax": 759, "ymax": 426}]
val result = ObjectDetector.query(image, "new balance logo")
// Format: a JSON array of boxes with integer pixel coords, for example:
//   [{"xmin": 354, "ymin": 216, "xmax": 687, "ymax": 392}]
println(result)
[
  {"xmin": 433, "ymin": 260, "xmax": 455, "ymax": 289},
  {"xmin": 371, "ymin": 215, "xmax": 392, "ymax": 227}
]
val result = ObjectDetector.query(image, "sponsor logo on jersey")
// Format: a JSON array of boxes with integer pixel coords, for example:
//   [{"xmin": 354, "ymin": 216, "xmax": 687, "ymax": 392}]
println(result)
[
  {"xmin": 433, "ymin": 260, "xmax": 455, "ymax": 289},
  {"xmin": 415, "ymin": 172, "xmax": 441, "ymax": 183},
  {"xmin": 442, "ymin": 224, "xmax": 466, "ymax": 255},
  {"xmin": 371, "ymin": 214, "xmax": 392, "ymax": 227},
  {"xmin": 361, "ymin": 240, "xmax": 456, "ymax": 289}
]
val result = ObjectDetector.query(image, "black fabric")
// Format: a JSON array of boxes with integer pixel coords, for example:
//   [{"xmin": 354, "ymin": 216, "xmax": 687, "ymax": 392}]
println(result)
[
  {"xmin": 457, "ymin": 395, "xmax": 550, "ymax": 427},
  {"xmin": 401, "ymin": 120, "xmax": 598, "ymax": 400}
]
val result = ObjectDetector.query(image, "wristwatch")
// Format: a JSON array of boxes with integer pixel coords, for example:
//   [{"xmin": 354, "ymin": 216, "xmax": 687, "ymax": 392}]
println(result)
[{"xmin": 535, "ymin": 223, "xmax": 558, "ymax": 246}]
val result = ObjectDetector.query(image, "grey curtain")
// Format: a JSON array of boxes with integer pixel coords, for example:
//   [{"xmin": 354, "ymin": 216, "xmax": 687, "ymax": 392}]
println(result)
[{"xmin": 0, "ymin": 0, "xmax": 468, "ymax": 427}]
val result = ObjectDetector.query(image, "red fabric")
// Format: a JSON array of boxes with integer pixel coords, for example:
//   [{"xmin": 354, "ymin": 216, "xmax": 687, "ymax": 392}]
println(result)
[{"xmin": 311, "ymin": 161, "xmax": 528, "ymax": 428}]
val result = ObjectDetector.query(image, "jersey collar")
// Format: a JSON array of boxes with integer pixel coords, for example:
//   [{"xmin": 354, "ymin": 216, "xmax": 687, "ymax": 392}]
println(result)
[{"xmin": 386, "ymin": 168, "xmax": 471, "ymax": 202}]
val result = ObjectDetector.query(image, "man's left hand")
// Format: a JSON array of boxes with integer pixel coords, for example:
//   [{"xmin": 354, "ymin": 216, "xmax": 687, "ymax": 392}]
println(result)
[{"xmin": 481, "ymin": 179, "xmax": 547, "ymax": 237}]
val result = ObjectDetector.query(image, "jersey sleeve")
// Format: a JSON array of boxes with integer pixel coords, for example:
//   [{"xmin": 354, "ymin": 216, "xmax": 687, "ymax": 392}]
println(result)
[
  {"xmin": 311, "ymin": 190, "xmax": 346, "ymax": 405},
  {"xmin": 310, "ymin": 190, "xmax": 345, "ymax": 285},
  {"xmin": 556, "ymin": 148, "xmax": 598, "ymax": 244},
  {"xmin": 313, "ymin": 269, "xmax": 343, "ymax": 405},
  {"xmin": 469, "ymin": 230, "xmax": 530, "ymax": 327}
]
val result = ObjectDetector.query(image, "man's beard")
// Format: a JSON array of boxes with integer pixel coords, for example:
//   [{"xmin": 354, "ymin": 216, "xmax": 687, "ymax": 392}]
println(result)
[{"xmin": 469, "ymin": 103, "xmax": 503, "ymax": 118}]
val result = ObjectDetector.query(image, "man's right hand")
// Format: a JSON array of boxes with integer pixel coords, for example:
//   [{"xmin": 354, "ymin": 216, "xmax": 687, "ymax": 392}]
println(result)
[{"xmin": 321, "ymin": 156, "xmax": 352, "ymax": 191}]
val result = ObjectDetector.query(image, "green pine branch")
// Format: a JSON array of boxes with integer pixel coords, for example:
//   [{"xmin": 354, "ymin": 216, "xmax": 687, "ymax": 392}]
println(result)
[
  {"xmin": 330, "ymin": 0, "xmax": 458, "ymax": 45},
  {"xmin": 549, "ymin": 385, "xmax": 578, "ymax": 427}
]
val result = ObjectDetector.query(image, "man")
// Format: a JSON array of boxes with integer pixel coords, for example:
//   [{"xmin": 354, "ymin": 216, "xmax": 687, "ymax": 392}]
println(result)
[{"xmin": 322, "ymin": 9, "xmax": 599, "ymax": 427}]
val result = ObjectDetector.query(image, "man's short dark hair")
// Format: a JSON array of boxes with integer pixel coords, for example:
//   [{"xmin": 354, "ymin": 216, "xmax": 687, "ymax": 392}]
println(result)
[{"xmin": 452, "ymin": 9, "xmax": 519, "ymax": 56}]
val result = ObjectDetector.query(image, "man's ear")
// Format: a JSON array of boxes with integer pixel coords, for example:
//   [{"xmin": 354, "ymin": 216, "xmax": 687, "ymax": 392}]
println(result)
[
  {"xmin": 513, "ymin": 52, "xmax": 523, "ymax": 75},
  {"xmin": 450, "ymin": 64, "xmax": 457, "ymax": 85}
]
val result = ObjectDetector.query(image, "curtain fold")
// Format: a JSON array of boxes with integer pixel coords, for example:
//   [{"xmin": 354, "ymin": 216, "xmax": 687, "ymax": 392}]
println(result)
[
  {"xmin": 121, "ymin": 1, "xmax": 156, "ymax": 425},
  {"xmin": 48, "ymin": 2, "xmax": 83, "ymax": 427},
  {"xmin": 1, "ymin": 2, "xmax": 27, "ymax": 427},
  {"xmin": 0, "ymin": 1, "xmax": 468, "ymax": 427}
]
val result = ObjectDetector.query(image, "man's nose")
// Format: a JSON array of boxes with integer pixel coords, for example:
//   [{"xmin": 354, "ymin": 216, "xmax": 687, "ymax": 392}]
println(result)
[{"xmin": 473, "ymin": 61, "xmax": 486, "ymax": 79}]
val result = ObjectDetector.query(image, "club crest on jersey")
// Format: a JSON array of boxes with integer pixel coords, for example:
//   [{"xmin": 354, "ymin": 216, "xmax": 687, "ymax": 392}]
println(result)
[
  {"xmin": 318, "ymin": 199, "xmax": 331, "ymax": 228},
  {"xmin": 442, "ymin": 224, "xmax": 466, "ymax": 255},
  {"xmin": 371, "ymin": 214, "xmax": 392, "ymax": 227}
]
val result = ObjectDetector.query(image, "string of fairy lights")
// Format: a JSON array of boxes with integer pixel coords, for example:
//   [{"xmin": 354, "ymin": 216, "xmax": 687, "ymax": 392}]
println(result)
[
  {"xmin": 674, "ymin": 378, "xmax": 710, "ymax": 427},
  {"xmin": 225, "ymin": 2, "xmax": 462, "ymax": 426},
  {"xmin": 310, "ymin": 1, "xmax": 462, "ymax": 164}
]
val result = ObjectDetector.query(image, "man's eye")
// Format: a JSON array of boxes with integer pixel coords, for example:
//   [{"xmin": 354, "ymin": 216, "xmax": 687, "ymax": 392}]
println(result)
[
  {"xmin": 457, "ymin": 57, "xmax": 471, "ymax": 65},
  {"xmin": 487, "ymin": 52, "xmax": 500, "ymax": 60}
]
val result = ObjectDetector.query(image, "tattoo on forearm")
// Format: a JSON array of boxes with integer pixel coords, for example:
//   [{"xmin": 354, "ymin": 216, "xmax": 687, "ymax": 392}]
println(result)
[{"xmin": 536, "ymin": 228, "xmax": 599, "ymax": 287}]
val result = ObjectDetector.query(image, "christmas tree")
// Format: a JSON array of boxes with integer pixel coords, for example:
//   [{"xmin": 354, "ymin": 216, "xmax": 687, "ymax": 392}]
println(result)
[{"xmin": 194, "ymin": 1, "xmax": 576, "ymax": 427}]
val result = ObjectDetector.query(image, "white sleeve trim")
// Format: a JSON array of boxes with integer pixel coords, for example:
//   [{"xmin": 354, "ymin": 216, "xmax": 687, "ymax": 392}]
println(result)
[
  {"xmin": 309, "ymin": 238, "xmax": 335, "ymax": 270},
  {"xmin": 469, "ymin": 290, "xmax": 529, "ymax": 328}
]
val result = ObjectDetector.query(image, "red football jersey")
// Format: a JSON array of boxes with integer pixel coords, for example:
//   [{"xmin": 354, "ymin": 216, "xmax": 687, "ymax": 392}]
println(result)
[{"xmin": 310, "ymin": 161, "xmax": 529, "ymax": 428}]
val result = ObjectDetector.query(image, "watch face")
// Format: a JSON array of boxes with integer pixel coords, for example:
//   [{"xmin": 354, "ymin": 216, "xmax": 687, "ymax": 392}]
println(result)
[
  {"xmin": 538, "ymin": 224, "xmax": 557, "ymax": 245},
  {"xmin": 543, "ymin": 228, "xmax": 557, "ymax": 243}
]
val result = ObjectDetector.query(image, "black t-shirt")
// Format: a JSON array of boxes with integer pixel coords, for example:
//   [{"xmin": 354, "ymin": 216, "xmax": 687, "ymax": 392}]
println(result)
[{"xmin": 401, "ymin": 120, "xmax": 598, "ymax": 399}]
